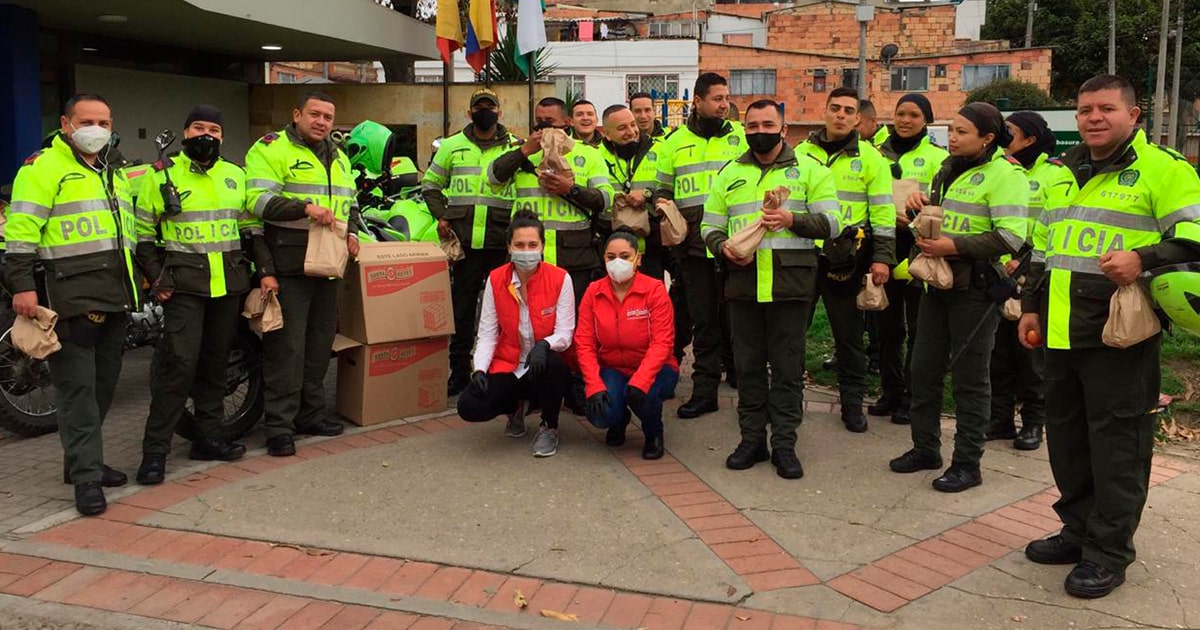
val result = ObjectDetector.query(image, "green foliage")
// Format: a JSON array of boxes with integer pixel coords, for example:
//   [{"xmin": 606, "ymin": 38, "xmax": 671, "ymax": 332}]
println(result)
[
  {"xmin": 966, "ymin": 79, "xmax": 1060, "ymax": 109},
  {"xmin": 486, "ymin": 21, "xmax": 557, "ymax": 82},
  {"xmin": 982, "ymin": 0, "xmax": 1200, "ymax": 101}
]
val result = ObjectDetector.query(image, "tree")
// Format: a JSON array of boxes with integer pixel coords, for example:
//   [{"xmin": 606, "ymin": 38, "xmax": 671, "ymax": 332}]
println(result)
[
  {"xmin": 966, "ymin": 79, "xmax": 1059, "ymax": 109},
  {"xmin": 981, "ymin": 0, "xmax": 1199, "ymax": 102}
]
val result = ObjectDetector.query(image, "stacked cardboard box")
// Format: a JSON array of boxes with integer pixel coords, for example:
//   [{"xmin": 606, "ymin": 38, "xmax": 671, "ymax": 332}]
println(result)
[{"xmin": 333, "ymin": 242, "xmax": 455, "ymax": 426}]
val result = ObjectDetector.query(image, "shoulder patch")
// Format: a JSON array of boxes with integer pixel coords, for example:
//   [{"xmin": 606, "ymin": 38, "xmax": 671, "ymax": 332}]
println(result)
[
  {"xmin": 1004, "ymin": 155, "xmax": 1021, "ymax": 166},
  {"xmin": 21, "ymin": 150, "xmax": 44, "ymax": 166},
  {"xmin": 259, "ymin": 133, "xmax": 279, "ymax": 145},
  {"xmin": 152, "ymin": 159, "xmax": 166, "ymax": 172},
  {"xmin": 1048, "ymin": 157, "xmax": 1065, "ymax": 166}
]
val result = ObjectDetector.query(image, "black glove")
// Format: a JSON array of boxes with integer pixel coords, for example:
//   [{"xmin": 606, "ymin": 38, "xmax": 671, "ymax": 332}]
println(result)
[
  {"xmin": 526, "ymin": 340, "xmax": 550, "ymax": 380},
  {"xmin": 469, "ymin": 370, "xmax": 489, "ymax": 397},
  {"xmin": 586, "ymin": 391, "xmax": 612, "ymax": 423},
  {"xmin": 625, "ymin": 385, "xmax": 647, "ymax": 410}
]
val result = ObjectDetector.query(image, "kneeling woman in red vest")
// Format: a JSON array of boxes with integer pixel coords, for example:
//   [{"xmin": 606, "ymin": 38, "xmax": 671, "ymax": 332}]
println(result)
[
  {"xmin": 575, "ymin": 230, "xmax": 679, "ymax": 460},
  {"xmin": 457, "ymin": 211, "xmax": 576, "ymax": 458}
]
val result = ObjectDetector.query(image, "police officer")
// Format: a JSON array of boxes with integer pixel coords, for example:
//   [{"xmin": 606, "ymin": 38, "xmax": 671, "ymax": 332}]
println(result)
[
  {"xmin": 133, "ymin": 105, "xmax": 260, "ymax": 485},
  {"xmin": 245, "ymin": 91, "xmax": 359, "ymax": 457},
  {"xmin": 1021, "ymin": 75, "xmax": 1200, "ymax": 599},
  {"xmin": 598, "ymin": 104, "xmax": 665, "ymax": 280},
  {"xmin": 701, "ymin": 99, "xmax": 841, "ymax": 478},
  {"xmin": 488, "ymin": 97, "xmax": 612, "ymax": 305},
  {"xmin": 872, "ymin": 94, "xmax": 947, "ymax": 425},
  {"xmin": 857, "ymin": 99, "xmax": 889, "ymax": 147},
  {"xmin": 629, "ymin": 92, "xmax": 667, "ymax": 141},
  {"xmin": 985, "ymin": 111, "xmax": 1074, "ymax": 452},
  {"xmin": 7, "ymin": 94, "xmax": 139, "ymax": 515},
  {"xmin": 570, "ymin": 100, "xmax": 602, "ymax": 148},
  {"xmin": 889, "ymin": 102, "xmax": 1031, "ymax": 492},
  {"xmin": 797, "ymin": 87, "xmax": 895, "ymax": 432},
  {"xmin": 655, "ymin": 72, "xmax": 746, "ymax": 419},
  {"xmin": 424, "ymin": 88, "xmax": 521, "ymax": 397}
]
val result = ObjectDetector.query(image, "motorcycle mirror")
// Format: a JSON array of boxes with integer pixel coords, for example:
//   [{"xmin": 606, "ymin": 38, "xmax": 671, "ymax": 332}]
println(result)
[{"xmin": 154, "ymin": 129, "xmax": 176, "ymax": 152}]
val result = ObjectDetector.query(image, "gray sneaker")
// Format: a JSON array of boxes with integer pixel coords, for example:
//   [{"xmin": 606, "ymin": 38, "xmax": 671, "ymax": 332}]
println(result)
[
  {"xmin": 531, "ymin": 424, "xmax": 559, "ymax": 458},
  {"xmin": 505, "ymin": 400, "xmax": 528, "ymax": 438}
]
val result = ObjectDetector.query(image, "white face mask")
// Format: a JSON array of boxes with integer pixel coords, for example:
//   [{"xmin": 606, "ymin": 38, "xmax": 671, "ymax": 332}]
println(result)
[
  {"xmin": 510, "ymin": 249, "xmax": 542, "ymax": 271},
  {"xmin": 606, "ymin": 257, "xmax": 636, "ymax": 283},
  {"xmin": 70, "ymin": 123, "xmax": 112, "ymax": 155}
]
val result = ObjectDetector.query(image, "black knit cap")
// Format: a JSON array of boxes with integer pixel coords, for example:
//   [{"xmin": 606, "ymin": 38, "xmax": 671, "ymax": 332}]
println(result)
[
  {"xmin": 1005, "ymin": 111, "xmax": 1056, "ymax": 156},
  {"xmin": 896, "ymin": 94, "xmax": 934, "ymax": 124},
  {"xmin": 958, "ymin": 102, "xmax": 1012, "ymax": 147},
  {"xmin": 185, "ymin": 105, "xmax": 224, "ymax": 129}
]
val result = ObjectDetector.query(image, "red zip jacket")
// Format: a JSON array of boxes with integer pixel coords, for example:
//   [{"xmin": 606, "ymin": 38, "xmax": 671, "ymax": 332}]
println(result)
[{"xmin": 575, "ymin": 272, "xmax": 677, "ymax": 397}]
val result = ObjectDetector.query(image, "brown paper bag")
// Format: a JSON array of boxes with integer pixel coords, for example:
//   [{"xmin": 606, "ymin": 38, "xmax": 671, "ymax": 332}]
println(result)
[
  {"xmin": 657, "ymin": 199, "xmax": 688, "ymax": 247},
  {"xmin": 440, "ymin": 230, "xmax": 465, "ymax": 263},
  {"xmin": 1102, "ymin": 284, "xmax": 1161, "ymax": 348},
  {"xmin": 243, "ymin": 289, "xmax": 284, "ymax": 334},
  {"xmin": 892, "ymin": 179, "xmax": 921, "ymax": 220},
  {"xmin": 539, "ymin": 128, "xmax": 575, "ymax": 175},
  {"xmin": 913, "ymin": 205, "xmax": 944, "ymax": 239},
  {"xmin": 304, "ymin": 220, "xmax": 349, "ymax": 278},
  {"xmin": 1002, "ymin": 297, "xmax": 1023, "ymax": 321},
  {"xmin": 764, "ymin": 186, "xmax": 790, "ymax": 210},
  {"xmin": 612, "ymin": 193, "xmax": 651, "ymax": 237},
  {"xmin": 909, "ymin": 253, "xmax": 954, "ymax": 290},
  {"xmin": 726, "ymin": 217, "xmax": 768, "ymax": 259},
  {"xmin": 12, "ymin": 306, "xmax": 61, "ymax": 359},
  {"xmin": 856, "ymin": 274, "xmax": 889, "ymax": 311}
]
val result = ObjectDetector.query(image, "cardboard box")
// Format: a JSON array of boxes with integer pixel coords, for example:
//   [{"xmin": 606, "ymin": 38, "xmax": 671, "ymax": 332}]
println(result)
[
  {"xmin": 334, "ymin": 335, "xmax": 449, "ymax": 426},
  {"xmin": 339, "ymin": 241, "xmax": 454, "ymax": 344}
]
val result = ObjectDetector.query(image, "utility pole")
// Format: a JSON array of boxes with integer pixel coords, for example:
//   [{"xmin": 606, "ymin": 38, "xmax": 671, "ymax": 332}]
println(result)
[
  {"xmin": 1169, "ymin": 0, "xmax": 1185, "ymax": 148},
  {"xmin": 1153, "ymin": 0, "xmax": 1171, "ymax": 143},
  {"xmin": 1108, "ymin": 0, "xmax": 1117, "ymax": 73},
  {"xmin": 856, "ymin": 0, "xmax": 873, "ymax": 96},
  {"xmin": 1025, "ymin": 0, "xmax": 1035, "ymax": 48}
]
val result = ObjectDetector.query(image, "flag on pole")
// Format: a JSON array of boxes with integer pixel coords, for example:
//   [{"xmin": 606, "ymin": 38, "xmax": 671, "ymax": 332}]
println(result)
[
  {"xmin": 514, "ymin": 0, "xmax": 547, "ymax": 78},
  {"xmin": 436, "ymin": 0, "xmax": 465, "ymax": 65},
  {"xmin": 464, "ymin": 0, "xmax": 497, "ymax": 73}
]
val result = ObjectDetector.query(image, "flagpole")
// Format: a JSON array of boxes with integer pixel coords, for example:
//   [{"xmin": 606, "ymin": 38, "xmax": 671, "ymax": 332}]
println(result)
[
  {"xmin": 527, "ymin": 52, "xmax": 535, "ymax": 131},
  {"xmin": 442, "ymin": 59, "xmax": 451, "ymax": 137}
]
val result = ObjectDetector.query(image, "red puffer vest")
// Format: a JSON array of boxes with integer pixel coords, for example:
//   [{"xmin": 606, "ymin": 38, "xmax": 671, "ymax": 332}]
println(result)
[{"xmin": 488, "ymin": 261, "xmax": 568, "ymax": 374}]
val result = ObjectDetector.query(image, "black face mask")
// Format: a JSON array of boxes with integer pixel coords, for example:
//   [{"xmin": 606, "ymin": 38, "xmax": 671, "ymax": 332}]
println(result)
[
  {"xmin": 471, "ymin": 109, "xmax": 498, "ymax": 130},
  {"xmin": 534, "ymin": 120, "xmax": 568, "ymax": 132},
  {"xmin": 182, "ymin": 134, "xmax": 221, "ymax": 163},
  {"xmin": 615, "ymin": 140, "xmax": 639, "ymax": 160},
  {"xmin": 746, "ymin": 132, "xmax": 782, "ymax": 155}
]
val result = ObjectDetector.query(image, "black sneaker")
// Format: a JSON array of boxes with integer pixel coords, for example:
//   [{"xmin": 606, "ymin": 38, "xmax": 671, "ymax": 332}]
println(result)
[
  {"xmin": 725, "ymin": 441, "xmax": 770, "ymax": 470},
  {"xmin": 74, "ymin": 481, "xmax": 106, "ymax": 516},
  {"xmin": 867, "ymin": 395, "xmax": 900, "ymax": 416},
  {"xmin": 1065, "ymin": 560, "xmax": 1125, "ymax": 599},
  {"xmin": 1014, "ymin": 425, "xmax": 1044, "ymax": 451},
  {"xmin": 677, "ymin": 397, "xmax": 718, "ymax": 419},
  {"xmin": 295, "ymin": 420, "xmax": 344, "ymax": 437},
  {"xmin": 842, "ymin": 407, "xmax": 868, "ymax": 433},
  {"xmin": 932, "ymin": 462, "xmax": 982, "ymax": 493},
  {"xmin": 136, "ymin": 455, "xmax": 167, "ymax": 486},
  {"xmin": 889, "ymin": 449, "xmax": 943, "ymax": 473},
  {"xmin": 821, "ymin": 356, "xmax": 837, "ymax": 371},
  {"xmin": 189, "ymin": 439, "xmax": 247, "ymax": 462},
  {"xmin": 1025, "ymin": 535, "xmax": 1082, "ymax": 565},
  {"xmin": 771, "ymin": 449, "xmax": 804, "ymax": 479},
  {"xmin": 891, "ymin": 408, "xmax": 911, "ymax": 425},
  {"xmin": 985, "ymin": 420, "xmax": 1017, "ymax": 441},
  {"xmin": 63, "ymin": 464, "xmax": 127, "ymax": 488},
  {"xmin": 266, "ymin": 434, "xmax": 296, "ymax": 457}
]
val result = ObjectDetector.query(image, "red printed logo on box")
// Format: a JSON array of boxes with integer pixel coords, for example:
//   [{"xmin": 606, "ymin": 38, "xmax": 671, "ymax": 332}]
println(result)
[
  {"xmin": 363, "ymin": 261, "xmax": 444, "ymax": 297},
  {"xmin": 368, "ymin": 341, "xmax": 442, "ymax": 376}
]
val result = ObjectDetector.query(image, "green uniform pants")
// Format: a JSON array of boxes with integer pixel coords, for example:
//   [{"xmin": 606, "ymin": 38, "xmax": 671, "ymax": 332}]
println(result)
[
  {"xmin": 1044, "ymin": 339, "xmax": 1159, "ymax": 573},
  {"xmin": 262, "ymin": 275, "xmax": 340, "ymax": 438},
  {"xmin": 49, "ymin": 312, "xmax": 127, "ymax": 484},
  {"xmin": 680, "ymin": 256, "xmax": 724, "ymax": 401},
  {"xmin": 989, "ymin": 318, "xmax": 1045, "ymax": 431},
  {"xmin": 908, "ymin": 289, "xmax": 998, "ymax": 464},
  {"xmin": 729, "ymin": 300, "xmax": 811, "ymax": 452},
  {"xmin": 449, "ymin": 247, "xmax": 506, "ymax": 377},
  {"xmin": 818, "ymin": 276, "xmax": 868, "ymax": 409},
  {"xmin": 142, "ymin": 293, "xmax": 242, "ymax": 455}
]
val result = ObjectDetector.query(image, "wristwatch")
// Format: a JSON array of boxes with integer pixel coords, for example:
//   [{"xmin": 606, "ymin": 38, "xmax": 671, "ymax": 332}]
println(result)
[{"xmin": 567, "ymin": 184, "xmax": 581, "ymax": 198}]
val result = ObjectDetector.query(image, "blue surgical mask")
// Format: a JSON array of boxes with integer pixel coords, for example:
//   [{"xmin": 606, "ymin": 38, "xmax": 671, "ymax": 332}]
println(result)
[{"xmin": 510, "ymin": 249, "xmax": 542, "ymax": 271}]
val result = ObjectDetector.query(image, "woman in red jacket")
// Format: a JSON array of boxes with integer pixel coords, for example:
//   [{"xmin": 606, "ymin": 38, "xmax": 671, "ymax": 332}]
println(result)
[{"xmin": 575, "ymin": 230, "xmax": 679, "ymax": 459}]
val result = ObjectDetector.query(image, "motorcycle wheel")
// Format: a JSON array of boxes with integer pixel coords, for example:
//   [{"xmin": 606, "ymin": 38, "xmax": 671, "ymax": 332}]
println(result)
[
  {"xmin": 175, "ymin": 327, "xmax": 264, "ymax": 443},
  {"xmin": 0, "ymin": 326, "xmax": 59, "ymax": 437}
]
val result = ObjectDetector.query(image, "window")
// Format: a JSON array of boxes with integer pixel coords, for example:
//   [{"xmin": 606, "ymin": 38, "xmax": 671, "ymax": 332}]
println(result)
[
  {"xmin": 813, "ymin": 69, "xmax": 827, "ymax": 93},
  {"xmin": 626, "ymin": 74, "xmax": 680, "ymax": 99},
  {"xmin": 730, "ymin": 70, "xmax": 776, "ymax": 96},
  {"xmin": 276, "ymin": 72, "xmax": 296, "ymax": 84},
  {"xmin": 841, "ymin": 68, "xmax": 859, "ymax": 88},
  {"xmin": 962, "ymin": 64, "xmax": 1010, "ymax": 91},
  {"xmin": 648, "ymin": 21, "xmax": 701, "ymax": 38},
  {"xmin": 553, "ymin": 74, "xmax": 586, "ymax": 100},
  {"xmin": 890, "ymin": 66, "xmax": 929, "ymax": 92}
]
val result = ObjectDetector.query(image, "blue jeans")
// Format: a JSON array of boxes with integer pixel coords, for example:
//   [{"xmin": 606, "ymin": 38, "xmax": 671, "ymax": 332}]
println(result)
[{"xmin": 586, "ymin": 366, "xmax": 680, "ymax": 437}]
